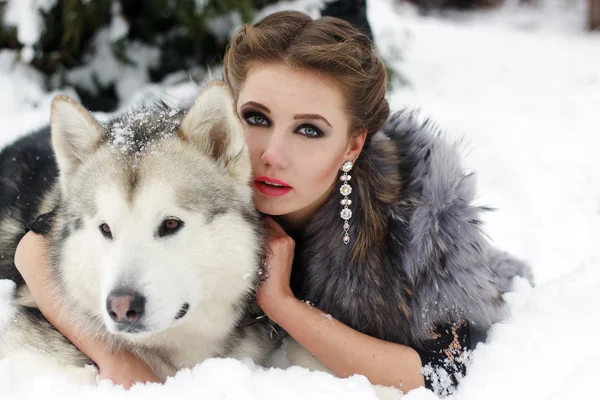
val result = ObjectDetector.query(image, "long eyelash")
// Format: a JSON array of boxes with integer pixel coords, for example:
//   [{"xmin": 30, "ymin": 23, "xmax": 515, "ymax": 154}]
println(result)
[
  {"xmin": 242, "ymin": 111, "xmax": 270, "ymax": 127},
  {"xmin": 297, "ymin": 124, "xmax": 324, "ymax": 139},
  {"xmin": 241, "ymin": 111, "xmax": 323, "ymax": 138}
]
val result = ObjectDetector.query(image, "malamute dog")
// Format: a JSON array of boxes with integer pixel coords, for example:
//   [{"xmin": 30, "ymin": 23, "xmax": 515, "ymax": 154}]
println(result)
[{"xmin": 0, "ymin": 81, "xmax": 277, "ymax": 383}]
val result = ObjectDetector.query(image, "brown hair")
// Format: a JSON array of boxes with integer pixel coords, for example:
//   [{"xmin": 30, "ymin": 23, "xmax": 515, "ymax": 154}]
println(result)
[{"xmin": 223, "ymin": 11, "xmax": 389, "ymax": 139}]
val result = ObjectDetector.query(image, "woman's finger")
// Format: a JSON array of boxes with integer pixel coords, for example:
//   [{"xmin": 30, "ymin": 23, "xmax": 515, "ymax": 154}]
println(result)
[{"xmin": 263, "ymin": 216, "xmax": 287, "ymax": 237}]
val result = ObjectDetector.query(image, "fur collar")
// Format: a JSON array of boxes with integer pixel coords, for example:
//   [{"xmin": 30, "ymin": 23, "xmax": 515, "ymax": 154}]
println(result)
[{"xmin": 290, "ymin": 111, "xmax": 530, "ymax": 346}]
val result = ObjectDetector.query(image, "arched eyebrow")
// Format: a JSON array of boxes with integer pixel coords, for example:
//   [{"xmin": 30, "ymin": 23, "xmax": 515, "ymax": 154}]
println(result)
[
  {"xmin": 241, "ymin": 101, "xmax": 332, "ymax": 128},
  {"xmin": 293, "ymin": 114, "xmax": 331, "ymax": 128},
  {"xmin": 240, "ymin": 101, "xmax": 270, "ymax": 114}
]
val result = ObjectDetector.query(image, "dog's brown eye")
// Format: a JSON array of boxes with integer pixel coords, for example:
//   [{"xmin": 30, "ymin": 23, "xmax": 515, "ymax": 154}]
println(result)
[
  {"xmin": 158, "ymin": 218, "xmax": 184, "ymax": 238},
  {"xmin": 164, "ymin": 219, "xmax": 179, "ymax": 231},
  {"xmin": 100, "ymin": 223, "xmax": 112, "ymax": 239}
]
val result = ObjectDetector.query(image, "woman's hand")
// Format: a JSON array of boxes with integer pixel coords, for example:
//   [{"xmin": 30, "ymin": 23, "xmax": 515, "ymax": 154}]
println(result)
[
  {"xmin": 256, "ymin": 217, "xmax": 296, "ymax": 316},
  {"xmin": 14, "ymin": 232, "xmax": 55, "ymax": 307},
  {"xmin": 15, "ymin": 231, "xmax": 161, "ymax": 388},
  {"xmin": 252, "ymin": 220, "xmax": 425, "ymax": 390},
  {"xmin": 97, "ymin": 350, "xmax": 161, "ymax": 388}
]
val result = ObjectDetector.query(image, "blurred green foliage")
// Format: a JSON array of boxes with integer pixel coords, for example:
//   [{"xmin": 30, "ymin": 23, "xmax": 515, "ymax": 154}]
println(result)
[{"xmin": 0, "ymin": 0, "xmax": 275, "ymax": 110}]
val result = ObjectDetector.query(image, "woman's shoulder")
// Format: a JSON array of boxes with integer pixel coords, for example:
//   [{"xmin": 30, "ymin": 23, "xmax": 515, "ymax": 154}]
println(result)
[
  {"xmin": 377, "ymin": 110, "xmax": 487, "ymax": 272},
  {"xmin": 372, "ymin": 110, "xmax": 531, "ymax": 337},
  {"xmin": 367, "ymin": 109, "xmax": 485, "ymax": 256},
  {"xmin": 377, "ymin": 109, "xmax": 471, "ymax": 200},
  {"xmin": 376, "ymin": 110, "xmax": 531, "ymax": 286}
]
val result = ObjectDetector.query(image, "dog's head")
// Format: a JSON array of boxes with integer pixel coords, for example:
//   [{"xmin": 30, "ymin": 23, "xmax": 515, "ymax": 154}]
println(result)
[{"xmin": 49, "ymin": 82, "xmax": 263, "ymax": 341}]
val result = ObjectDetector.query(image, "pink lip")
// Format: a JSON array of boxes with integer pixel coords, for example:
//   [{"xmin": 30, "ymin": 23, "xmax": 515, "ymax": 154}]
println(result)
[
  {"xmin": 255, "ymin": 176, "xmax": 291, "ymax": 187},
  {"xmin": 254, "ymin": 176, "xmax": 292, "ymax": 197}
]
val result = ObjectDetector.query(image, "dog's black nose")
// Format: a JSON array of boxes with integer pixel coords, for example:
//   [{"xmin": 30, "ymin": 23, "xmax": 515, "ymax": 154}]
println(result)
[{"xmin": 106, "ymin": 289, "xmax": 145, "ymax": 324}]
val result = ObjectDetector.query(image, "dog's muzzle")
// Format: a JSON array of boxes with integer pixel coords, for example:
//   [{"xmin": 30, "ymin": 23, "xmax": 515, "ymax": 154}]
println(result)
[
  {"xmin": 175, "ymin": 303, "xmax": 189, "ymax": 320},
  {"xmin": 106, "ymin": 288, "xmax": 146, "ymax": 329}
]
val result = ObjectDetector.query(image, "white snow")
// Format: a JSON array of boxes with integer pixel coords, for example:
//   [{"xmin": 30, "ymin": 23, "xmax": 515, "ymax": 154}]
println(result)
[
  {"xmin": 66, "ymin": 28, "xmax": 160, "ymax": 107},
  {"xmin": 0, "ymin": 50, "xmax": 76, "ymax": 149},
  {"xmin": 1, "ymin": 0, "xmax": 599, "ymax": 398},
  {"xmin": 3, "ymin": 0, "xmax": 57, "ymax": 63},
  {"xmin": 109, "ymin": 2, "xmax": 130, "ymax": 42},
  {"xmin": 4, "ymin": 0, "xmax": 56, "ymax": 46}
]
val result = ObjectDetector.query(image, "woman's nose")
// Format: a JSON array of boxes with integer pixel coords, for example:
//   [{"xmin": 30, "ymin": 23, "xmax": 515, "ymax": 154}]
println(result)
[{"xmin": 261, "ymin": 132, "xmax": 289, "ymax": 169}]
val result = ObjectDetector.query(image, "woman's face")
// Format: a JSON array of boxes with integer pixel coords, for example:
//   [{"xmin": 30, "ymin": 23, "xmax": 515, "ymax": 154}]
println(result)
[{"xmin": 237, "ymin": 62, "xmax": 365, "ymax": 227}]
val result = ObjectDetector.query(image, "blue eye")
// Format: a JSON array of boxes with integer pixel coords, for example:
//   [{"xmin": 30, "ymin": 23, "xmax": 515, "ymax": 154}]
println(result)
[
  {"xmin": 244, "ymin": 112, "xmax": 269, "ymax": 126},
  {"xmin": 297, "ymin": 124, "xmax": 322, "ymax": 138}
]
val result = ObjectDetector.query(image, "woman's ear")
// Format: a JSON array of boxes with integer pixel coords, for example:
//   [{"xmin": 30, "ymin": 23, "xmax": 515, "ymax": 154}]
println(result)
[{"xmin": 345, "ymin": 129, "xmax": 367, "ymax": 161}]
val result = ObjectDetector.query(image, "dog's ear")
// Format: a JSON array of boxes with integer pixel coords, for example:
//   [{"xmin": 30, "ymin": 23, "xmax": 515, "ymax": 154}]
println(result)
[
  {"xmin": 179, "ymin": 81, "xmax": 250, "ymax": 182},
  {"xmin": 50, "ymin": 95, "xmax": 104, "ymax": 180}
]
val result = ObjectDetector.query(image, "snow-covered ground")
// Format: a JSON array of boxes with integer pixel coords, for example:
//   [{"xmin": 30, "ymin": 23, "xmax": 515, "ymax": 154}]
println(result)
[{"xmin": 1, "ymin": 0, "xmax": 599, "ymax": 398}]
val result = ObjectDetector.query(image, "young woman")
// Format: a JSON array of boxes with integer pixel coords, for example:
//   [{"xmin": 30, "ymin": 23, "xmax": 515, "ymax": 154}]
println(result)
[{"xmin": 14, "ymin": 10, "xmax": 531, "ymax": 396}]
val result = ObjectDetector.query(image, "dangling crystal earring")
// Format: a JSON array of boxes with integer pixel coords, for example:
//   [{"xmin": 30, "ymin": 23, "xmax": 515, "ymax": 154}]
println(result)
[{"xmin": 339, "ymin": 161, "xmax": 353, "ymax": 245}]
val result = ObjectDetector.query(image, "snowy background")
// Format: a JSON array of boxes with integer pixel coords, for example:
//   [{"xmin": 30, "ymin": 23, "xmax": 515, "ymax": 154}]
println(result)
[{"xmin": 1, "ymin": 0, "xmax": 599, "ymax": 398}]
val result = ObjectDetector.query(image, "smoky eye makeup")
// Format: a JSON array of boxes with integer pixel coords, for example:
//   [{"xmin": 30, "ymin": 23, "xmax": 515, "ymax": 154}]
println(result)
[
  {"xmin": 295, "ymin": 123, "xmax": 324, "ymax": 139},
  {"xmin": 242, "ymin": 110, "xmax": 270, "ymax": 127},
  {"xmin": 240, "ymin": 105, "xmax": 328, "ymax": 139}
]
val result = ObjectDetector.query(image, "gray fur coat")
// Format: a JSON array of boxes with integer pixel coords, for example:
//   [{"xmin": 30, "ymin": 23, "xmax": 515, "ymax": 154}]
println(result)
[{"xmin": 289, "ymin": 111, "xmax": 533, "ymax": 346}]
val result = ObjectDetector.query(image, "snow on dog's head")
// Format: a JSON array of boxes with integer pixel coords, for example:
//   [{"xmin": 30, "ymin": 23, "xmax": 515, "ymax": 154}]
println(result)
[{"xmin": 48, "ymin": 81, "xmax": 263, "ymax": 342}]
